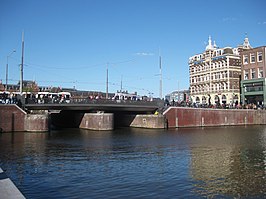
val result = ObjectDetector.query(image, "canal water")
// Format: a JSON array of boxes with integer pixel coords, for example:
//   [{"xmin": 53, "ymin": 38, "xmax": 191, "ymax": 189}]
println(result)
[{"xmin": 0, "ymin": 126, "xmax": 266, "ymax": 198}]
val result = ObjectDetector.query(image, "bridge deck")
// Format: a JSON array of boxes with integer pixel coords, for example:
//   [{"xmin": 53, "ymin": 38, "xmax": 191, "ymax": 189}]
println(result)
[{"xmin": 25, "ymin": 103, "xmax": 159, "ymax": 113}]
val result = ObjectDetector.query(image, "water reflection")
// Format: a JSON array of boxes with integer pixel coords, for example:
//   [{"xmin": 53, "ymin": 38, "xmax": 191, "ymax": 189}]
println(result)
[
  {"xmin": 189, "ymin": 126, "xmax": 266, "ymax": 198},
  {"xmin": 0, "ymin": 126, "xmax": 266, "ymax": 198}
]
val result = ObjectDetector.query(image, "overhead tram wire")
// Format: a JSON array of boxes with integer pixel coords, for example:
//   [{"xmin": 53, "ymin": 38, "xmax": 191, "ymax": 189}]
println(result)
[
  {"xmin": 7, "ymin": 57, "xmax": 100, "ymax": 88},
  {"xmin": 6, "ymin": 57, "xmax": 77, "ymax": 84},
  {"xmin": 23, "ymin": 62, "xmax": 107, "ymax": 70},
  {"xmin": 9, "ymin": 56, "xmax": 108, "ymax": 70},
  {"xmin": 24, "ymin": 61, "xmax": 109, "ymax": 88},
  {"xmin": 7, "ymin": 57, "xmax": 152, "ymax": 91},
  {"xmin": 23, "ymin": 63, "xmax": 77, "ymax": 84},
  {"xmin": 21, "ymin": 58, "xmax": 135, "ymax": 70},
  {"xmin": 107, "ymin": 80, "xmax": 153, "ymax": 95},
  {"xmin": 24, "ymin": 58, "xmax": 134, "ymax": 87}
]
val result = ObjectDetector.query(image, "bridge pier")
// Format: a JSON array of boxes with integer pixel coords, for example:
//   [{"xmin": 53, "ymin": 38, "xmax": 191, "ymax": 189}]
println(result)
[
  {"xmin": 79, "ymin": 112, "xmax": 114, "ymax": 130},
  {"xmin": 25, "ymin": 112, "xmax": 49, "ymax": 132},
  {"xmin": 128, "ymin": 114, "xmax": 166, "ymax": 129}
]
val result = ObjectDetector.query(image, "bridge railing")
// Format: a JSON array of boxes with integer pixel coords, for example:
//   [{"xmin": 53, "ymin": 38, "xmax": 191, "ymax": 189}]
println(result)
[{"xmin": 25, "ymin": 97, "xmax": 163, "ymax": 107}]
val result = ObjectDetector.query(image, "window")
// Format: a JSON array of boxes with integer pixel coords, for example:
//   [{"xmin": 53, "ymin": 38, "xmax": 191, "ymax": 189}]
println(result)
[
  {"xmin": 244, "ymin": 70, "xmax": 249, "ymax": 80},
  {"xmin": 258, "ymin": 68, "xmax": 263, "ymax": 78},
  {"xmin": 250, "ymin": 53, "xmax": 255, "ymax": 63},
  {"xmin": 216, "ymin": 84, "xmax": 219, "ymax": 91},
  {"xmin": 225, "ymin": 72, "xmax": 228, "ymax": 78},
  {"xmin": 243, "ymin": 55, "xmax": 248, "ymax": 64},
  {"xmin": 251, "ymin": 68, "xmax": 255, "ymax": 79},
  {"xmin": 192, "ymin": 87, "xmax": 195, "ymax": 93},
  {"xmin": 258, "ymin": 52, "xmax": 263, "ymax": 62}
]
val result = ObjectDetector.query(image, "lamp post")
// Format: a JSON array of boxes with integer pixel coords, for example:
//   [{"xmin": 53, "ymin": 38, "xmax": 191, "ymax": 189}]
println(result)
[
  {"xmin": 20, "ymin": 31, "xmax": 24, "ymax": 95},
  {"xmin": 106, "ymin": 62, "xmax": 109, "ymax": 99},
  {"xmin": 5, "ymin": 50, "xmax": 16, "ymax": 91},
  {"xmin": 159, "ymin": 55, "xmax": 162, "ymax": 99}
]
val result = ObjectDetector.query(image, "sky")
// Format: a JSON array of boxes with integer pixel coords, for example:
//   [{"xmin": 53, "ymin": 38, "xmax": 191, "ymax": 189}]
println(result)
[{"xmin": 0, "ymin": 0, "xmax": 266, "ymax": 97}]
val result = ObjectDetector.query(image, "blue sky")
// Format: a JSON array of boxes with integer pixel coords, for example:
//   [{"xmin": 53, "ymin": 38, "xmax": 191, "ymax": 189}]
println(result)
[{"xmin": 0, "ymin": 0, "xmax": 266, "ymax": 97}]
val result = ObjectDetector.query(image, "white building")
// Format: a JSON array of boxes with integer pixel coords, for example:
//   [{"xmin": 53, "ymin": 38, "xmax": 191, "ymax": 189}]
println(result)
[{"xmin": 189, "ymin": 36, "xmax": 250, "ymax": 106}]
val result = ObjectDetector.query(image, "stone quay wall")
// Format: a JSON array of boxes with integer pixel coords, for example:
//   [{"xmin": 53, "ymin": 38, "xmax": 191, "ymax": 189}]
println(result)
[
  {"xmin": 2, "ymin": 105, "xmax": 266, "ymax": 132},
  {"xmin": 0, "ymin": 105, "xmax": 49, "ymax": 132},
  {"xmin": 163, "ymin": 107, "xmax": 266, "ymax": 128}
]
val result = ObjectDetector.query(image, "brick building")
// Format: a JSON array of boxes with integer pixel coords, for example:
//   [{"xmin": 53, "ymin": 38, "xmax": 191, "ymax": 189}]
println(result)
[{"xmin": 240, "ymin": 46, "xmax": 266, "ymax": 106}]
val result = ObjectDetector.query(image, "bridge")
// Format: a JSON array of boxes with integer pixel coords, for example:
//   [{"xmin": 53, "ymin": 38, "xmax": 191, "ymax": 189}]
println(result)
[
  {"xmin": 20, "ymin": 99, "xmax": 166, "ymax": 131},
  {"xmin": 24, "ymin": 100, "xmax": 161, "ymax": 113}
]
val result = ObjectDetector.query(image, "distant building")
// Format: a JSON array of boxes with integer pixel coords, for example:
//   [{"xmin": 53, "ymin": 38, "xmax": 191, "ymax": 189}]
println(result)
[
  {"xmin": 2, "ymin": 80, "xmax": 39, "ymax": 92},
  {"xmin": 240, "ymin": 45, "xmax": 266, "ymax": 106},
  {"xmin": 165, "ymin": 90, "xmax": 189, "ymax": 103},
  {"xmin": 189, "ymin": 36, "xmax": 251, "ymax": 105},
  {"xmin": 0, "ymin": 80, "xmax": 116, "ymax": 99}
]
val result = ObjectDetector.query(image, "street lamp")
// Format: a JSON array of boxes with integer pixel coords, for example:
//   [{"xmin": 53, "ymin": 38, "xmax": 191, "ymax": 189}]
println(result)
[
  {"xmin": 106, "ymin": 62, "xmax": 109, "ymax": 99},
  {"xmin": 6, "ymin": 50, "xmax": 16, "ymax": 90}
]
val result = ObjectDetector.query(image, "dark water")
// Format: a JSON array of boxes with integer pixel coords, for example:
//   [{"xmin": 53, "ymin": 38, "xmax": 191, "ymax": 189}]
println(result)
[{"xmin": 0, "ymin": 126, "xmax": 266, "ymax": 198}]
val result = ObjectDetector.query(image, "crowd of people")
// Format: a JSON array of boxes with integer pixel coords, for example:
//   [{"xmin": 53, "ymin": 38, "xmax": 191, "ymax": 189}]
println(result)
[
  {"xmin": 164, "ymin": 98, "xmax": 264, "ymax": 110},
  {"xmin": 0, "ymin": 92, "xmax": 22, "ymax": 107}
]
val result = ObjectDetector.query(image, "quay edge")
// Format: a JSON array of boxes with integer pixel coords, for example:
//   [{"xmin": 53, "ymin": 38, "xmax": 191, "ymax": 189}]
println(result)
[
  {"xmin": 0, "ymin": 168, "xmax": 26, "ymax": 199},
  {"xmin": 2, "ymin": 105, "xmax": 266, "ymax": 132},
  {"xmin": 163, "ymin": 107, "xmax": 266, "ymax": 128}
]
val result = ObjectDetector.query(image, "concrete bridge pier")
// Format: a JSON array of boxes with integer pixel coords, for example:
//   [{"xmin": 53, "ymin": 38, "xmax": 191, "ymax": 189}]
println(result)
[
  {"xmin": 113, "ymin": 113, "xmax": 166, "ymax": 129},
  {"xmin": 125, "ymin": 114, "xmax": 166, "ymax": 129},
  {"xmin": 24, "ymin": 112, "xmax": 49, "ymax": 132},
  {"xmin": 79, "ymin": 112, "xmax": 114, "ymax": 130}
]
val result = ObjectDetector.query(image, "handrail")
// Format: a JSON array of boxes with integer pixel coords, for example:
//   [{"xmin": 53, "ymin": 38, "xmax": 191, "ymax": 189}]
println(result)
[{"xmin": 25, "ymin": 97, "xmax": 163, "ymax": 108}]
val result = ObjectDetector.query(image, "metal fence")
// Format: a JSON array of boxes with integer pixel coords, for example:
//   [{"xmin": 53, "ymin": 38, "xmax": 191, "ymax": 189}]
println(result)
[{"xmin": 25, "ymin": 97, "xmax": 163, "ymax": 107}]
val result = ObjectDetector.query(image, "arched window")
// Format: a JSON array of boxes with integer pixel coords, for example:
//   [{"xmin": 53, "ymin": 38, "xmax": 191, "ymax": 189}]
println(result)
[
  {"xmin": 215, "ymin": 95, "xmax": 220, "ymax": 104},
  {"xmin": 196, "ymin": 97, "xmax": 200, "ymax": 104},
  {"xmin": 222, "ymin": 95, "xmax": 226, "ymax": 104},
  {"xmin": 233, "ymin": 95, "xmax": 238, "ymax": 103},
  {"xmin": 202, "ymin": 96, "xmax": 207, "ymax": 104}
]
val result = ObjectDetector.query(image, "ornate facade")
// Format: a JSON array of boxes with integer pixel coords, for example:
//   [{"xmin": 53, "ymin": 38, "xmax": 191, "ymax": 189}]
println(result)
[{"xmin": 189, "ymin": 36, "xmax": 251, "ymax": 106}]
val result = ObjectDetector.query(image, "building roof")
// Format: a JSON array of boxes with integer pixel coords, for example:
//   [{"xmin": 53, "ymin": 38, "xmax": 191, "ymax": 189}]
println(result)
[{"xmin": 205, "ymin": 36, "xmax": 218, "ymax": 51}]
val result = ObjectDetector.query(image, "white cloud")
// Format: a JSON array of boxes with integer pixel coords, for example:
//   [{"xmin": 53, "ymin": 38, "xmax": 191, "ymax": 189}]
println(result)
[
  {"xmin": 222, "ymin": 17, "xmax": 237, "ymax": 22},
  {"xmin": 135, "ymin": 52, "xmax": 154, "ymax": 56},
  {"xmin": 258, "ymin": 21, "xmax": 266, "ymax": 25}
]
